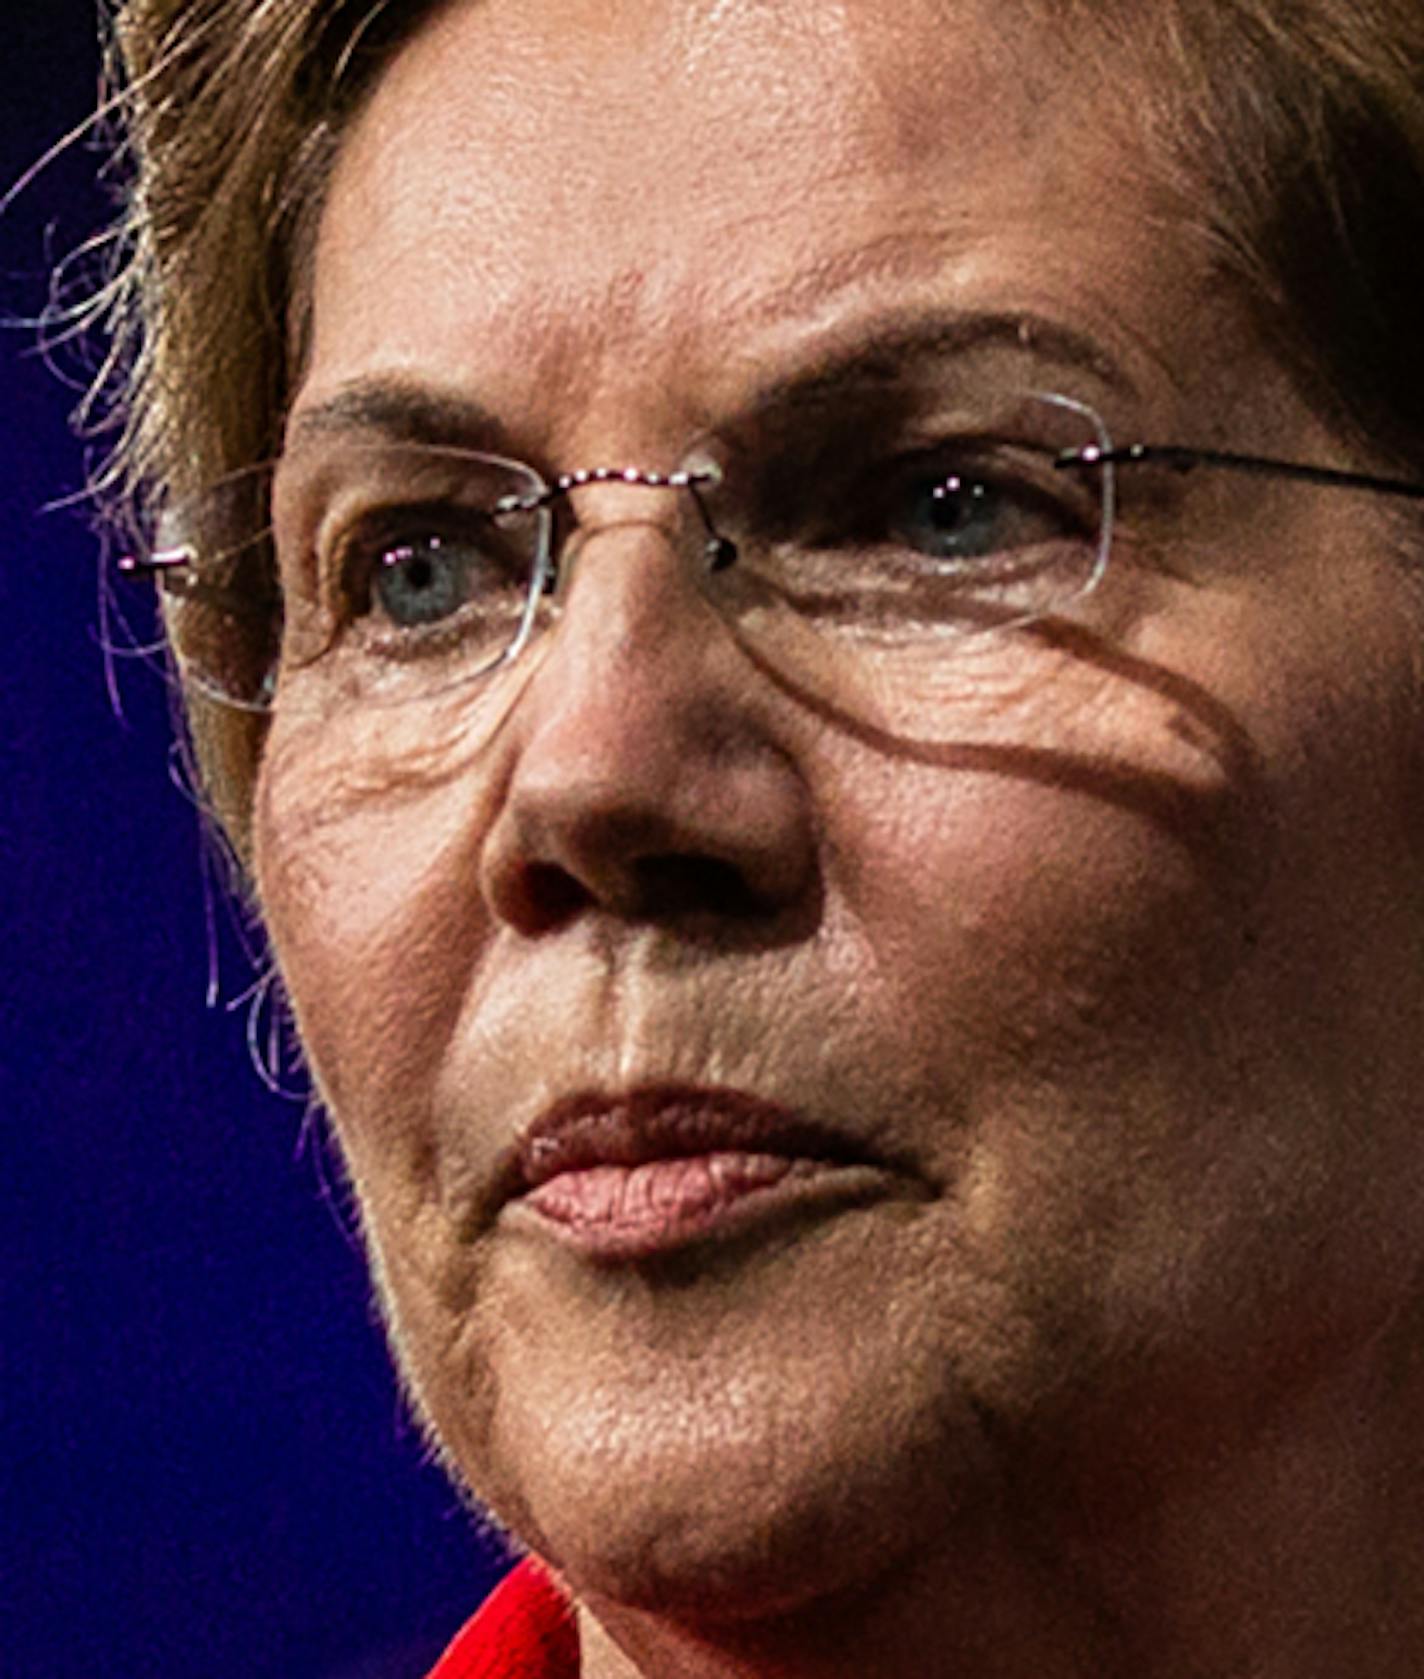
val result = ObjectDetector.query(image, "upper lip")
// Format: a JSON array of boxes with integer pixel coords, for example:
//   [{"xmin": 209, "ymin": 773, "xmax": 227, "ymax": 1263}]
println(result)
[{"xmin": 508, "ymin": 1083, "xmax": 881, "ymax": 1197}]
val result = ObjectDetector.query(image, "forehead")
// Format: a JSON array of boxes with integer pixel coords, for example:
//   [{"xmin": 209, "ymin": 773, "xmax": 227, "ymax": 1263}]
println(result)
[
  {"xmin": 345, "ymin": 0, "xmax": 1060, "ymax": 181},
  {"xmin": 302, "ymin": 0, "xmax": 1228, "ymax": 447}
]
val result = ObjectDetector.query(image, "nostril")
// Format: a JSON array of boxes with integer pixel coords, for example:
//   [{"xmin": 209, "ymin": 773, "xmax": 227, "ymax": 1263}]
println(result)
[
  {"xmin": 498, "ymin": 853, "xmax": 772, "ymax": 934},
  {"xmin": 517, "ymin": 862, "xmax": 595, "ymax": 932},
  {"xmin": 631, "ymin": 854, "xmax": 767, "ymax": 919}
]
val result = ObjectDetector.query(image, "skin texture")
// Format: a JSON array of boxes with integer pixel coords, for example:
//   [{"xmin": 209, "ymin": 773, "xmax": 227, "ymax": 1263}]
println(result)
[{"xmin": 254, "ymin": 0, "xmax": 1424, "ymax": 1672}]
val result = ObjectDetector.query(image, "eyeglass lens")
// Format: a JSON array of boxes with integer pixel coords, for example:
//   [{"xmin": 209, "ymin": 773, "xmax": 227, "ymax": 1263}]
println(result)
[{"xmin": 153, "ymin": 388, "xmax": 1115, "ymax": 737}]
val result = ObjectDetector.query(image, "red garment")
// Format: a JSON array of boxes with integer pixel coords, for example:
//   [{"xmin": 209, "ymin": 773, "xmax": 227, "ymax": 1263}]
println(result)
[{"xmin": 428, "ymin": 1559, "xmax": 580, "ymax": 1679}]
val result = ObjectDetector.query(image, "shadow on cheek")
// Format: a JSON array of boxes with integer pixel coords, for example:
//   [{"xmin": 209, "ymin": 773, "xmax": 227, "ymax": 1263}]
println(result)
[{"xmin": 739, "ymin": 615, "xmax": 1276, "ymax": 915}]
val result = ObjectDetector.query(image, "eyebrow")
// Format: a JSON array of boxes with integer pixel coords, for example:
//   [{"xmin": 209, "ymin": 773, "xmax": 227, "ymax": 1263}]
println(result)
[
  {"xmin": 740, "ymin": 310, "xmax": 1134, "ymax": 423},
  {"xmin": 285, "ymin": 381, "xmax": 512, "ymax": 454},
  {"xmin": 283, "ymin": 309, "xmax": 1132, "ymax": 457}
]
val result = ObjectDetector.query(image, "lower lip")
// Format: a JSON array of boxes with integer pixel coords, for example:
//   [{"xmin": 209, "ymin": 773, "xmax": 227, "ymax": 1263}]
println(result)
[{"xmin": 514, "ymin": 1151, "xmax": 871, "ymax": 1261}]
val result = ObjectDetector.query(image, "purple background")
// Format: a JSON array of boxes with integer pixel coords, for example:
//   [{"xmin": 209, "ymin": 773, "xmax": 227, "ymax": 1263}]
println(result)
[{"xmin": 4, "ymin": 9, "xmax": 508, "ymax": 1674}]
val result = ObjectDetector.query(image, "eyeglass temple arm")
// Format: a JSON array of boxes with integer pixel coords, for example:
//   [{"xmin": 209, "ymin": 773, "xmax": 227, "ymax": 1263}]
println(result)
[
  {"xmin": 115, "ymin": 545, "xmax": 282, "ymax": 623},
  {"xmin": 116, "ymin": 465, "xmax": 739, "ymax": 584},
  {"xmin": 1057, "ymin": 443, "xmax": 1424, "ymax": 501},
  {"xmin": 116, "ymin": 545, "xmax": 195, "ymax": 578}
]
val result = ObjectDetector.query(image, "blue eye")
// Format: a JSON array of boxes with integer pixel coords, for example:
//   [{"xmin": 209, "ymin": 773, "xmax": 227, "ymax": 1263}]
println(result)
[
  {"xmin": 341, "ymin": 508, "xmax": 533, "ymax": 633},
  {"xmin": 887, "ymin": 459, "xmax": 1073, "ymax": 565},
  {"xmin": 896, "ymin": 471, "xmax": 1002, "ymax": 559},
  {"xmin": 373, "ymin": 534, "xmax": 478, "ymax": 626}
]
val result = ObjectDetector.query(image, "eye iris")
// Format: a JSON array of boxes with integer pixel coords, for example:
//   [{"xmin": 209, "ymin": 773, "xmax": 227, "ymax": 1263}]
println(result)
[
  {"xmin": 374, "ymin": 535, "xmax": 469, "ymax": 625},
  {"xmin": 915, "ymin": 473, "xmax": 995, "ymax": 556}
]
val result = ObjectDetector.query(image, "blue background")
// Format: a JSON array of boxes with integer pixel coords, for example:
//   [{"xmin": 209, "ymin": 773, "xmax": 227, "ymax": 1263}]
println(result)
[{"xmin": 3, "ymin": 9, "xmax": 508, "ymax": 1674}]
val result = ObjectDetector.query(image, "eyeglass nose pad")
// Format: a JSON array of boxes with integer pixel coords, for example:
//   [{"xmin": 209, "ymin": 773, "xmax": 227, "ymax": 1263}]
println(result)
[
  {"xmin": 705, "ymin": 534, "xmax": 739, "ymax": 572},
  {"xmin": 677, "ymin": 451, "xmax": 740, "ymax": 574}
]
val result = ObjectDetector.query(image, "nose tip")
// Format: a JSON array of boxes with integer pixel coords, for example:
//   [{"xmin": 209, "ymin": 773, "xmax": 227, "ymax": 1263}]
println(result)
[{"xmin": 489, "ymin": 792, "xmax": 813, "ymax": 936}]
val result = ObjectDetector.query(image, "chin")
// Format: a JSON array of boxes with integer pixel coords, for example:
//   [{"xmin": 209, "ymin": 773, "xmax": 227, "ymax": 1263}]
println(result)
[
  {"xmin": 448, "ymin": 1332, "xmax": 1002, "ymax": 1627},
  {"xmin": 511, "ymin": 1466, "xmax": 918, "ymax": 1626}
]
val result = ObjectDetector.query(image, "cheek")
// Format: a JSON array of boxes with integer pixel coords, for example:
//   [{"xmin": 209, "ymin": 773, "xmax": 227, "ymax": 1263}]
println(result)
[
  {"xmin": 824, "ymin": 650, "xmax": 1268, "ymax": 1077},
  {"xmin": 826, "ymin": 767, "xmax": 1244, "ymax": 1260},
  {"xmin": 252, "ymin": 726, "xmax": 493, "ymax": 1182},
  {"xmin": 811, "ymin": 597, "xmax": 1424, "ymax": 1291}
]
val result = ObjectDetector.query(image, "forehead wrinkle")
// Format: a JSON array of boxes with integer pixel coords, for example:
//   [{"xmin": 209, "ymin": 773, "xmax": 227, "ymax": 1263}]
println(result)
[
  {"xmin": 483, "ymin": 228, "xmax": 980, "ymax": 428},
  {"xmin": 308, "ymin": 0, "xmax": 1241, "ymax": 465},
  {"xmin": 491, "ymin": 263, "xmax": 722, "ymax": 456},
  {"xmin": 424, "ymin": 154, "xmax": 1154, "ymax": 440}
]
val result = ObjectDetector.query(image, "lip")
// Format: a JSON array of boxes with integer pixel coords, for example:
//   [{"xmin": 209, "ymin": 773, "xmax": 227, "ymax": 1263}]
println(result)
[{"xmin": 500, "ymin": 1084, "xmax": 904, "ymax": 1261}]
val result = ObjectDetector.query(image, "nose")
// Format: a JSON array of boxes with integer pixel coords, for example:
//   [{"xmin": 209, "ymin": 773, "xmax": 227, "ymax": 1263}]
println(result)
[{"xmin": 479, "ymin": 503, "xmax": 815, "ymax": 935}]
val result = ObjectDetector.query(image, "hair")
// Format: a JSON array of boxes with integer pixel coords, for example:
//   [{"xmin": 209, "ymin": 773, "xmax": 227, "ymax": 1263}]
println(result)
[{"xmin": 93, "ymin": 0, "xmax": 1424, "ymax": 867}]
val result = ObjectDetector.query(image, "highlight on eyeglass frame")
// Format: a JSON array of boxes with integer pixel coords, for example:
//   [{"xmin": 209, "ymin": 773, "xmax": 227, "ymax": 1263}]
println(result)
[{"xmin": 119, "ymin": 387, "xmax": 1122, "ymax": 718}]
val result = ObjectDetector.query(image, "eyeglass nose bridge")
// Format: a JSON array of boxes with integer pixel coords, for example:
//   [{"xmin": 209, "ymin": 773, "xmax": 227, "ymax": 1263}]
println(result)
[{"xmin": 499, "ymin": 464, "xmax": 739, "ymax": 585}]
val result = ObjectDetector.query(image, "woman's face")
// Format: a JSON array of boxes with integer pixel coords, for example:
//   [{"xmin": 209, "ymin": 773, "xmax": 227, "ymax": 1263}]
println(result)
[{"xmin": 257, "ymin": 0, "xmax": 1424, "ymax": 1620}]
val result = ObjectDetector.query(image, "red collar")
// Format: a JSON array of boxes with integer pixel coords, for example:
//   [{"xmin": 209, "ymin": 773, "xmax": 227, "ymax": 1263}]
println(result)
[{"xmin": 428, "ymin": 1559, "xmax": 580, "ymax": 1679}]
